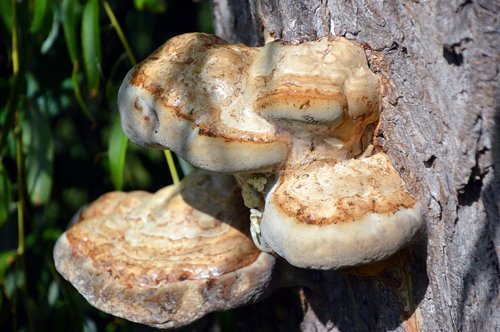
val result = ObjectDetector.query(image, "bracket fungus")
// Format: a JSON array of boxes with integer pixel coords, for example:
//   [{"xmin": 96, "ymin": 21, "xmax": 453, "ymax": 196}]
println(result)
[
  {"xmin": 54, "ymin": 171, "xmax": 275, "ymax": 329},
  {"xmin": 54, "ymin": 32, "xmax": 424, "ymax": 328},
  {"xmin": 118, "ymin": 32, "xmax": 423, "ymax": 269}
]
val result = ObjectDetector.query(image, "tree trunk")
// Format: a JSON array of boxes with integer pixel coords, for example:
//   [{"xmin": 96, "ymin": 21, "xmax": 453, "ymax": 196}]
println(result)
[{"xmin": 210, "ymin": 1, "xmax": 499, "ymax": 331}]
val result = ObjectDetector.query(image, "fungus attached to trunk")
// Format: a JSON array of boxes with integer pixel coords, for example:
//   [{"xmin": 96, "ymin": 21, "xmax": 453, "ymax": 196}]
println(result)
[
  {"xmin": 117, "ymin": 33, "xmax": 288, "ymax": 173},
  {"xmin": 54, "ymin": 171, "xmax": 275, "ymax": 329},
  {"xmin": 117, "ymin": 33, "xmax": 423, "ymax": 269},
  {"xmin": 55, "ymin": 32, "xmax": 425, "ymax": 329},
  {"xmin": 260, "ymin": 153, "xmax": 422, "ymax": 269}
]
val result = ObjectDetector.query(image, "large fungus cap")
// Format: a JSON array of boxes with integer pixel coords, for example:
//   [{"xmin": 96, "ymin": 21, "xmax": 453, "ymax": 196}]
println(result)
[
  {"xmin": 54, "ymin": 171, "xmax": 275, "ymax": 329},
  {"xmin": 260, "ymin": 153, "xmax": 422, "ymax": 269},
  {"xmin": 118, "ymin": 33, "xmax": 380, "ymax": 172},
  {"xmin": 118, "ymin": 33, "xmax": 288, "ymax": 173}
]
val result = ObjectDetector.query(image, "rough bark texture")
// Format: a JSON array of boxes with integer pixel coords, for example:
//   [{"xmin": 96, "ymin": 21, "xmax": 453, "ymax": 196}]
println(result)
[{"xmin": 211, "ymin": 1, "xmax": 499, "ymax": 331}]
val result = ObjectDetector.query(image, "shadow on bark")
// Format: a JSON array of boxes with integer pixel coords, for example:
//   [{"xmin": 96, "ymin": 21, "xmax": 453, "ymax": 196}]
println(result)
[
  {"xmin": 302, "ymin": 241, "xmax": 429, "ymax": 331},
  {"xmin": 234, "ymin": 287, "xmax": 305, "ymax": 332},
  {"xmin": 457, "ymin": 89, "xmax": 500, "ymax": 329},
  {"xmin": 229, "ymin": 241, "xmax": 428, "ymax": 331}
]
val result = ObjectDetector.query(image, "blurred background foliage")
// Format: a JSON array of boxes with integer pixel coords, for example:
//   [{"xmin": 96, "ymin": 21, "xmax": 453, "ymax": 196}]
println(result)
[{"xmin": 0, "ymin": 0, "xmax": 215, "ymax": 330}]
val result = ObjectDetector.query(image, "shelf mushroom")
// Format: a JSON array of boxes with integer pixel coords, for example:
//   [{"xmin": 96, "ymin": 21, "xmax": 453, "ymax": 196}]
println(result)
[
  {"xmin": 118, "ymin": 33, "xmax": 289, "ymax": 173},
  {"xmin": 260, "ymin": 153, "xmax": 422, "ymax": 269},
  {"xmin": 54, "ymin": 32, "xmax": 425, "ymax": 329},
  {"xmin": 54, "ymin": 171, "xmax": 275, "ymax": 329},
  {"xmin": 117, "ymin": 33, "xmax": 423, "ymax": 270}
]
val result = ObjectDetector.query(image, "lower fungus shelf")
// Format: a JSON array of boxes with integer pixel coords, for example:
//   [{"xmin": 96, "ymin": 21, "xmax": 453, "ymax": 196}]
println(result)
[
  {"xmin": 53, "ymin": 170, "xmax": 275, "ymax": 329},
  {"xmin": 259, "ymin": 152, "xmax": 423, "ymax": 270}
]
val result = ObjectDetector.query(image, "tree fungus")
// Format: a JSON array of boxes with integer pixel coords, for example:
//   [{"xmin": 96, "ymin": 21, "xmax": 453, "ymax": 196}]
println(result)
[
  {"xmin": 54, "ymin": 33, "xmax": 423, "ymax": 328},
  {"xmin": 54, "ymin": 171, "xmax": 275, "ymax": 329}
]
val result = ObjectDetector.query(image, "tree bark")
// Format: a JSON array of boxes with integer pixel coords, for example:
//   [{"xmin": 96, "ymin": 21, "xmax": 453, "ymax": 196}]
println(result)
[{"xmin": 210, "ymin": 1, "xmax": 499, "ymax": 331}]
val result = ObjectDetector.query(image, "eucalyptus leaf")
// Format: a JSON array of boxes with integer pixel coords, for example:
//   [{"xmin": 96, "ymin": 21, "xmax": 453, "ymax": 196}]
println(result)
[
  {"xmin": 61, "ymin": 0, "xmax": 80, "ymax": 63},
  {"xmin": 81, "ymin": 0, "xmax": 102, "ymax": 96},
  {"xmin": 22, "ymin": 108, "xmax": 54, "ymax": 206},
  {"xmin": 108, "ymin": 116, "xmax": 128, "ymax": 191},
  {"xmin": 0, "ymin": 0, "xmax": 13, "ymax": 31},
  {"xmin": 41, "ymin": 5, "xmax": 60, "ymax": 54},
  {"xmin": 47, "ymin": 280, "xmax": 59, "ymax": 306},
  {"xmin": 30, "ymin": 0, "xmax": 49, "ymax": 33},
  {"xmin": 133, "ymin": 0, "xmax": 167, "ymax": 13},
  {"xmin": 133, "ymin": 0, "xmax": 146, "ymax": 11}
]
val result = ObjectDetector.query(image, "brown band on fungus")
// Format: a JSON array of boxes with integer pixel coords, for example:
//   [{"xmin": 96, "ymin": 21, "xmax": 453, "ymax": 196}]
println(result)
[{"xmin": 271, "ymin": 154, "xmax": 417, "ymax": 226}]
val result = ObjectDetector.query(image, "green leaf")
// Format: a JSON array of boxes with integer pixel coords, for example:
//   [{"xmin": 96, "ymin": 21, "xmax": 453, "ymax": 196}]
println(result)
[
  {"xmin": 197, "ymin": 0, "xmax": 214, "ymax": 33},
  {"xmin": 81, "ymin": 0, "xmax": 101, "ymax": 96},
  {"xmin": 0, "ymin": 250, "xmax": 16, "ymax": 284},
  {"xmin": 0, "ymin": 164, "xmax": 12, "ymax": 226},
  {"xmin": 22, "ymin": 108, "xmax": 54, "ymax": 206},
  {"xmin": 47, "ymin": 280, "xmax": 59, "ymax": 306},
  {"xmin": 0, "ymin": 0, "xmax": 13, "ymax": 31},
  {"xmin": 30, "ymin": 0, "xmax": 49, "ymax": 33},
  {"xmin": 61, "ymin": 0, "xmax": 80, "ymax": 63},
  {"xmin": 108, "ymin": 116, "xmax": 128, "ymax": 191},
  {"xmin": 41, "ymin": 4, "xmax": 59, "ymax": 54},
  {"xmin": 133, "ymin": 0, "xmax": 145, "ymax": 10},
  {"xmin": 133, "ymin": 0, "xmax": 167, "ymax": 13}
]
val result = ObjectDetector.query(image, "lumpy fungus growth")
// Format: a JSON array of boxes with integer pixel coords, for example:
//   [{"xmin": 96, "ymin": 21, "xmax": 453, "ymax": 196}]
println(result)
[{"xmin": 54, "ymin": 33, "xmax": 423, "ymax": 328}]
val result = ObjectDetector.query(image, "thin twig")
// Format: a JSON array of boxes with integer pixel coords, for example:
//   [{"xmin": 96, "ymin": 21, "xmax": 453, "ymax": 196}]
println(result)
[
  {"xmin": 101, "ymin": 0, "xmax": 137, "ymax": 65},
  {"xmin": 164, "ymin": 150, "xmax": 180, "ymax": 184}
]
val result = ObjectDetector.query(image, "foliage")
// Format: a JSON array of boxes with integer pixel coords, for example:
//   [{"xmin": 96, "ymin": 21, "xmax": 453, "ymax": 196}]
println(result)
[{"xmin": 0, "ymin": 0, "xmax": 212, "ymax": 330}]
